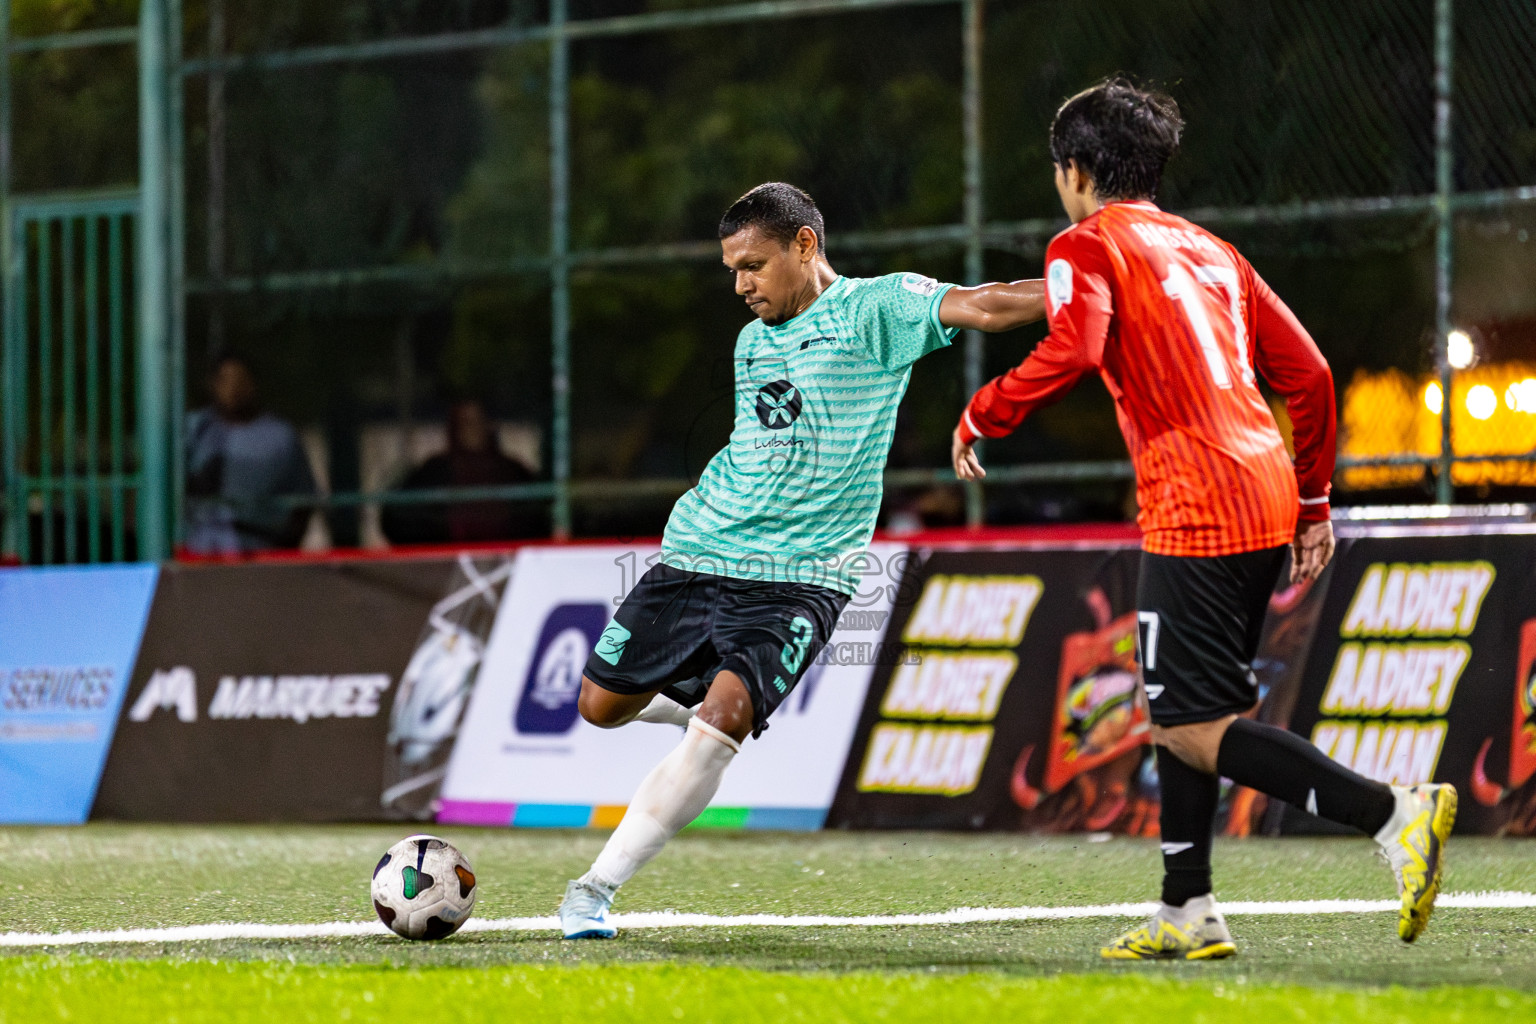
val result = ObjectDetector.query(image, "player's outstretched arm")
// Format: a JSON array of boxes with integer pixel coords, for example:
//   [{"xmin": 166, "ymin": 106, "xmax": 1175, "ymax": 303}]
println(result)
[
  {"xmin": 1244, "ymin": 259, "xmax": 1338, "ymax": 584},
  {"xmin": 938, "ymin": 279, "xmax": 1046, "ymax": 333},
  {"xmin": 951, "ymin": 240, "xmax": 1112, "ymax": 479},
  {"xmin": 950, "ymin": 325, "xmax": 1100, "ymax": 481}
]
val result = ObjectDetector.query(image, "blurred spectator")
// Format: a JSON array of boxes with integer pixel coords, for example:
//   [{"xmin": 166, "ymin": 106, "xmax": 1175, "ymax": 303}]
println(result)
[
  {"xmin": 184, "ymin": 354, "xmax": 318, "ymax": 555},
  {"xmin": 382, "ymin": 399, "xmax": 548, "ymax": 545}
]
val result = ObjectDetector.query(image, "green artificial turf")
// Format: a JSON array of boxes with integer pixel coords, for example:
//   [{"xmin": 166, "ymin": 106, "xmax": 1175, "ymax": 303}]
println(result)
[
  {"xmin": 0, "ymin": 824, "xmax": 1534, "ymax": 1021},
  {"xmin": 2, "ymin": 960, "xmax": 1535, "ymax": 1024}
]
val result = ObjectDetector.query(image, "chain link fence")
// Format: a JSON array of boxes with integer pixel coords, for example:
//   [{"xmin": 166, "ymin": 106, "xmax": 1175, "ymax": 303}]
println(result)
[{"xmin": 4, "ymin": 0, "xmax": 1536, "ymax": 559}]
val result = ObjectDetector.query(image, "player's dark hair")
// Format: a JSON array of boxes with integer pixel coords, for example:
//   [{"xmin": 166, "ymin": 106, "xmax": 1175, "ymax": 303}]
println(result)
[
  {"xmin": 718, "ymin": 182, "xmax": 826, "ymax": 254},
  {"xmin": 1049, "ymin": 78, "xmax": 1183, "ymax": 201}
]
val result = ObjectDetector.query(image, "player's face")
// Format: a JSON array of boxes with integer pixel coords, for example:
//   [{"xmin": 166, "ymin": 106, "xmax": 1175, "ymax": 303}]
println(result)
[
  {"xmin": 212, "ymin": 361, "xmax": 258, "ymax": 420},
  {"xmin": 721, "ymin": 225, "xmax": 818, "ymax": 326},
  {"xmin": 1054, "ymin": 161, "xmax": 1097, "ymax": 223}
]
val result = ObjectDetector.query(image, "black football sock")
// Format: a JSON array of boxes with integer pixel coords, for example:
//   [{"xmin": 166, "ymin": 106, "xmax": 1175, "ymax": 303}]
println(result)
[
  {"xmin": 1216, "ymin": 717, "xmax": 1395, "ymax": 836},
  {"xmin": 1156, "ymin": 745, "xmax": 1219, "ymax": 907}
]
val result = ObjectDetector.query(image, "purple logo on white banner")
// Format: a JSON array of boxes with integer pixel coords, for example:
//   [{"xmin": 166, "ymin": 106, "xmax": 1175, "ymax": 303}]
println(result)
[{"xmin": 513, "ymin": 603, "xmax": 608, "ymax": 735}]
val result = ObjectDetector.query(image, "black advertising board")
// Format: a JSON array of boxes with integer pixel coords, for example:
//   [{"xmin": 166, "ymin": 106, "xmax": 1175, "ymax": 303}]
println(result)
[
  {"xmin": 827, "ymin": 545, "xmax": 1147, "ymax": 831},
  {"xmin": 92, "ymin": 557, "xmax": 491, "ymax": 822},
  {"xmin": 1282, "ymin": 526, "xmax": 1536, "ymax": 835},
  {"xmin": 827, "ymin": 526, "xmax": 1536, "ymax": 836},
  {"xmin": 826, "ymin": 541, "xmax": 1339, "ymax": 837}
]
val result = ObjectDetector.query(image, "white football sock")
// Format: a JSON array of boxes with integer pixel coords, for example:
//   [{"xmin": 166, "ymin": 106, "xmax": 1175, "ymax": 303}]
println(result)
[
  {"xmin": 583, "ymin": 717, "xmax": 740, "ymax": 889},
  {"xmin": 632, "ymin": 694, "xmax": 696, "ymax": 728}
]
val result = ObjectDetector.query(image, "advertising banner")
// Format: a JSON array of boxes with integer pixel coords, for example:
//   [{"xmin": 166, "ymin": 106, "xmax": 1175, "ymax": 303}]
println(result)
[
  {"xmin": 1283, "ymin": 525, "xmax": 1536, "ymax": 836},
  {"xmin": 439, "ymin": 544, "xmax": 906, "ymax": 829},
  {"xmin": 824, "ymin": 541, "xmax": 1340, "ymax": 836},
  {"xmin": 826, "ymin": 545, "xmax": 1149, "ymax": 831},
  {"xmin": 92, "ymin": 556, "xmax": 505, "ymax": 822},
  {"xmin": 0, "ymin": 565, "xmax": 158, "ymax": 824},
  {"xmin": 56, "ymin": 520, "xmax": 1536, "ymax": 833},
  {"xmin": 828, "ymin": 525, "xmax": 1536, "ymax": 838}
]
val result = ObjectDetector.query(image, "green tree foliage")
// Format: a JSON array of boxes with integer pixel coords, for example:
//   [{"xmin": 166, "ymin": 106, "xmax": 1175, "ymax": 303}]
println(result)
[{"xmin": 9, "ymin": 0, "xmax": 139, "ymax": 191}]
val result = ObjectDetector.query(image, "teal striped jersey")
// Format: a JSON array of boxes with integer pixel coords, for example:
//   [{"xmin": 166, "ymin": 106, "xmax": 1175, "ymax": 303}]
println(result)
[{"xmin": 661, "ymin": 273, "xmax": 957, "ymax": 595}]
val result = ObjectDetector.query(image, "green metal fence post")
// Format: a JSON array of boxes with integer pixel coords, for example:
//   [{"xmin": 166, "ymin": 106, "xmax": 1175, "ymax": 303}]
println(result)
[
  {"xmin": 0, "ymin": 0, "xmax": 11, "ymax": 560},
  {"xmin": 168, "ymin": 0, "xmax": 186, "ymax": 548},
  {"xmin": 10, "ymin": 217, "xmax": 29, "ymax": 564},
  {"xmin": 36, "ymin": 219, "xmax": 52, "ymax": 562},
  {"xmin": 549, "ymin": 0, "xmax": 573, "ymax": 539},
  {"xmin": 61, "ymin": 215, "xmax": 76, "ymax": 561},
  {"xmin": 108, "ymin": 213, "xmax": 126, "ymax": 561},
  {"xmin": 1433, "ymin": 0, "xmax": 1454, "ymax": 504},
  {"xmin": 961, "ymin": 0, "xmax": 984, "ymax": 526},
  {"xmin": 137, "ymin": 0, "xmax": 171, "ymax": 560},
  {"xmin": 84, "ymin": 215, "xmax": 101, "ymax": 562}
]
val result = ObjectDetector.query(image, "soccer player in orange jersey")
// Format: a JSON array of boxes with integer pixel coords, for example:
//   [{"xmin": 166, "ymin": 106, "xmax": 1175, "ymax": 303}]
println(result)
[{"xmin": 953, "ymin": 79, "xmax": 1457, "ymax": 958}]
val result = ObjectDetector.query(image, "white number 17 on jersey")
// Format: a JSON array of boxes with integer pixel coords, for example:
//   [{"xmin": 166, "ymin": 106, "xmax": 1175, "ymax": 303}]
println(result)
[{"xmin": 1161, "ymin": 263, "xmax": 1254, "ymax": 390}]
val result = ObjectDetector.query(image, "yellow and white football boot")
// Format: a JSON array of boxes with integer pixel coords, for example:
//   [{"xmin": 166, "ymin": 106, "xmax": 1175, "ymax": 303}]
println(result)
[
  {"xmin": 1100, "ymin": 894, "xmax": 1236, "ymax": 960},
  {"xmin": 1375, "ymin": 783, "xmax": 1457, "ymax": 943}
]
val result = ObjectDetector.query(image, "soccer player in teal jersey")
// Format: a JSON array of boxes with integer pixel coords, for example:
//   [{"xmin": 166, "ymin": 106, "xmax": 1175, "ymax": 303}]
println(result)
[{"xmin": 559, "ymin": 182, "xmax": 1046, "ymax": 938}]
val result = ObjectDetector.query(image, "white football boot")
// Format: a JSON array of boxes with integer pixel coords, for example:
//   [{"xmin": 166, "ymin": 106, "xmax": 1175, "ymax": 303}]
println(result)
[{"xmin": 560, "ymin": 878, "xmax": 618, "ymax": 940}]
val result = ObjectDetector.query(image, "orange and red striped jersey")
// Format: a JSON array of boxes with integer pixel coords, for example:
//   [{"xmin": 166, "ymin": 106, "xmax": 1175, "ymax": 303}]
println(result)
[{"xmin": 959, "ymin": 201, "xmax": 1335, "ymax": 558}]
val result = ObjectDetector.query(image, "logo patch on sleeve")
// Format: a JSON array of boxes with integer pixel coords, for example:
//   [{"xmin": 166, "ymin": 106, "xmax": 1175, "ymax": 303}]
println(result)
[
  {"xmin": 1046, "ymin": 258, "xmax": 1073, "ymax": 313},
  {"xmin": 901, "ymin": 273, "xmax": 942, "ymax": 298}
]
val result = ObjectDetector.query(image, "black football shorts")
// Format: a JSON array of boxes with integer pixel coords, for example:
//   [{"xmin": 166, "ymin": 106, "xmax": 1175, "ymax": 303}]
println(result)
[
  {"xmin": 583, "ymin": 562, "xmax": 848, "ymax": 738},
  {"xmin": 1136, "ymin": 545, "xmax": 1288, "ymax": 726}
]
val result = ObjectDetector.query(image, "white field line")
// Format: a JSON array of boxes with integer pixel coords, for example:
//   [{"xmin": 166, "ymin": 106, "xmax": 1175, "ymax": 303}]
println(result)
[{"xmin": 2, "ymin": 891, "xmax": 1534, "ymax": 949}]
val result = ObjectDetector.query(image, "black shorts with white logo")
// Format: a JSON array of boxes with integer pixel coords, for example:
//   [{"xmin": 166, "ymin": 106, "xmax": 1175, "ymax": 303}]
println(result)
[
  {"xmin": 1136, "ymin": 545, "xmax": 1288, "ymax": 726},
  {"xmin": 583, "ymin": 562, "xmax": 848, "ymax": 738}
]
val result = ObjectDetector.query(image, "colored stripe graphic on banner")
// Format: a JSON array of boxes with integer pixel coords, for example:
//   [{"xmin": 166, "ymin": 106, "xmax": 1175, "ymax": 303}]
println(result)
[{"xmin": 436, "ymin": 800, "xmax": 825, "ymax": 831}]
